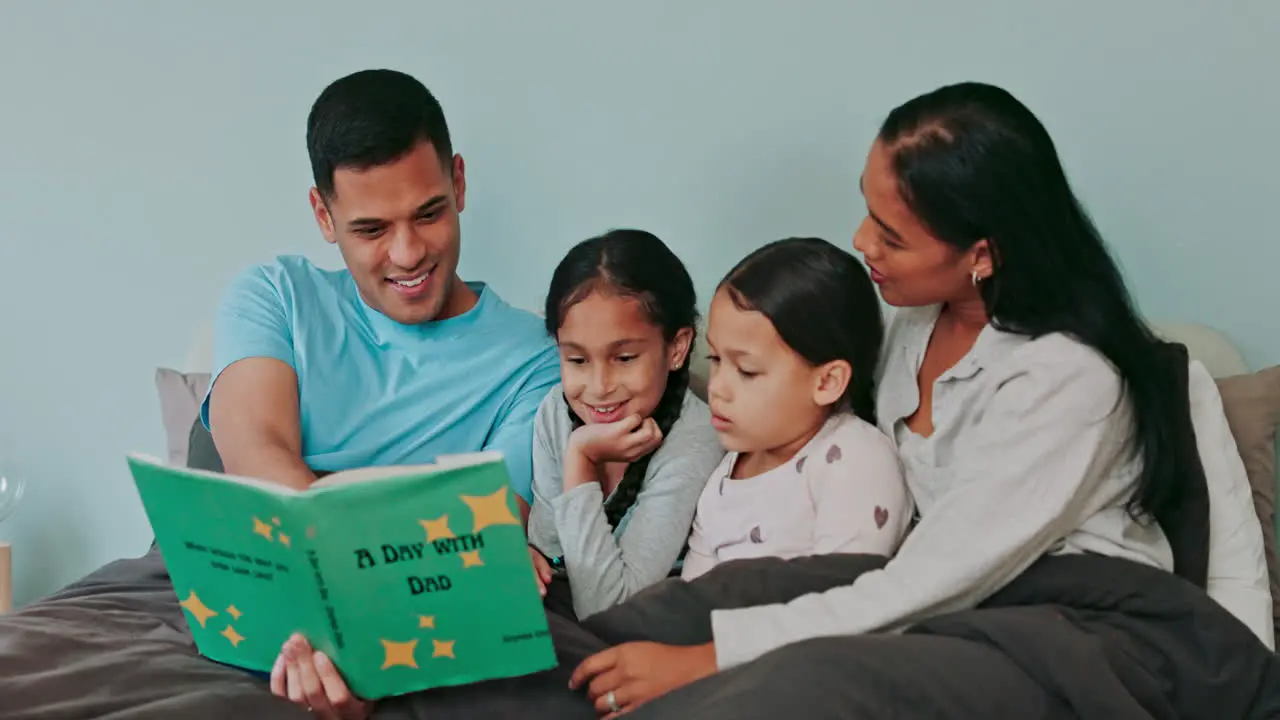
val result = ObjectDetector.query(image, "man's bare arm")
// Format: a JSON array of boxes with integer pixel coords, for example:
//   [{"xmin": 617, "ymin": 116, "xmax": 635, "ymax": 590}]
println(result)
[{"xmin": 208, "ymin": 357, "xmax": 316, "ymax": 491}]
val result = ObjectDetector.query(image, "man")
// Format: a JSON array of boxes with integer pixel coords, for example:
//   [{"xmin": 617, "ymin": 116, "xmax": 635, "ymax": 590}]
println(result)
[{"xmin": 201, "ymin": 68, "xmax": 559, "ymax": 521}]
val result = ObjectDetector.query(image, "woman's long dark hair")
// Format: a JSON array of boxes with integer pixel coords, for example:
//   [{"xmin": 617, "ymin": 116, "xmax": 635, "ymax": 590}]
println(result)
[
  {"xmin": 879, "ymin": 81, "xmax": 1181, "ymax": 522},
  {"xmin": 720, "ymin": 237, "xmax": 883, "ymax": 426},
  {"xmin": 544, "ymin": 229, "xmax": 698, "ymax": 529}
]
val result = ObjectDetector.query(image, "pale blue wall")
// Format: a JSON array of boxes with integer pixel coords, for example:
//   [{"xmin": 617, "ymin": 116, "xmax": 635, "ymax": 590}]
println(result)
[{"xmin": 0, "ymin": 2, "xmax": 1276, "ymax": 605}]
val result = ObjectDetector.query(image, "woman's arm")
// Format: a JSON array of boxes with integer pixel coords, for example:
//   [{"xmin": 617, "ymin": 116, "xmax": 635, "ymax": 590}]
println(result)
[
  {"xmin": 553, "ymin": 421, "xmax": 723, "ymax": 618},
  {"xmin": 809, "ymin": 421, "xmax": 913, "ymax": 557},
  {"xmin": 709, "ymin": 343, "xmax": 1135, "ymax": 670}
]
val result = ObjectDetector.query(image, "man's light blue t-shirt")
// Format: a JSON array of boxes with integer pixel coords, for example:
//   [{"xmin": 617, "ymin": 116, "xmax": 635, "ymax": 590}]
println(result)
[{"xmin": 199, "ymin": 255, "xmax": 560, "ymax": 503}]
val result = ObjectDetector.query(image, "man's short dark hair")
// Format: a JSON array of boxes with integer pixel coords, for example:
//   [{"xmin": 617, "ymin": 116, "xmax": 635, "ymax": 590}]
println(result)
[{"xmin": 306, "ymin": 69, "xmax": 454, "ymax": 200}]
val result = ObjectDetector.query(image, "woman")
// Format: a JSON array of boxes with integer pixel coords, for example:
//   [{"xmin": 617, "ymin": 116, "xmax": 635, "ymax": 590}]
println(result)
[{"xmin": 567, "ymin": 82, "xmax": 1276, "ymax": 718}]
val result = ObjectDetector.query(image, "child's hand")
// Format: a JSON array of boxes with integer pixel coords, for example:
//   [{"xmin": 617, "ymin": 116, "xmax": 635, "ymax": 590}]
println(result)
[
  {"xmin": 569, "ymin": 415, "xmax": 664, "ymax": 465},
  {"xmin": 270, "ymin": 633, "xmax": 372, "ymax": 720},
  {"xmin": 529, "ymin": 545, "xmax": 552, "ymax": 596}
]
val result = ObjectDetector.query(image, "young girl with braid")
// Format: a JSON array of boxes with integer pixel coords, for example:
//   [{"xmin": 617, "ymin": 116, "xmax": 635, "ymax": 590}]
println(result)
[{"xmin": 525, "ymin": 229, "xmax": 725, "ymax": 620}]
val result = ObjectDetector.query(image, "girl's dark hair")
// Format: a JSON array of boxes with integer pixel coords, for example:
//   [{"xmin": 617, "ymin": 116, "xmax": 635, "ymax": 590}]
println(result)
[
  {"xmin": 544, "ymin": 229, "xmax": 698, "ymax": 529},
  {"xmin": 720, "ymin": 237, "xmax": 883, "ymax": 426},
  {"xmin": 878, "ymin": 81, "xmax": 1180, "ymax": 522}
]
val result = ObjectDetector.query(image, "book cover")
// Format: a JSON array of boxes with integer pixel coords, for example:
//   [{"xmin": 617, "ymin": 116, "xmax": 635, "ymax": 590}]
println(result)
[{"xmin": 127, "ymin": 452, "xmax": 557, "ymax": 700}]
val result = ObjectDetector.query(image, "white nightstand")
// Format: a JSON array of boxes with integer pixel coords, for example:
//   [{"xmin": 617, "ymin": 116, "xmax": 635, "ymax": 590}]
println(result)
[{"xmin": 0, "ymin": 542, "xmax": 11, "ymax": 613}]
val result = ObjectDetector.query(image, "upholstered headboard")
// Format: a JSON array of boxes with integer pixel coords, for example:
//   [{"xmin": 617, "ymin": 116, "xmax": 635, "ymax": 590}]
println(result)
[
  {"xmin": 183, "ymin": 318, "xmax": 1252, "ymax": 379},
  {"xmin": 173, "ymin": 312, "xmax": 1278, "ymax": 649}
]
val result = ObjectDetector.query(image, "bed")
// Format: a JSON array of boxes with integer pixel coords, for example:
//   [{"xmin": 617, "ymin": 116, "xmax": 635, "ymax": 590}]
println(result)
[{"xmin": 0, "ymin": 320, "xmax": 1276, "ymax": 719}]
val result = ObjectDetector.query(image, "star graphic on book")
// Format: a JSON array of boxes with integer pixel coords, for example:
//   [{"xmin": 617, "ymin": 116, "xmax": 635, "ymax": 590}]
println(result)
[
  {"xmin": 459, "ymin": 550, "xmax": 484, "ymax": 568},
  {"xmin": 278, "ymin": 532, "xmax": 292, "ymax": 548},
  {"xmin": 252, "ymin": 516, "xmax": 275, "ymax": 542},
  {"xmin": 380, "ymin": 639, "xmax": 419, "ymax": 669},
  {"xmin": 306, "ymin": 525, "xmax": 317, "ymax": 540},
  {"xmin": 420, "ymin": 515, "xmax": 454, "ymax": 543},
  {"xmin": 179, "ymin": 590, "xmax": 218, "ymax": 628},
  {"xmin": 221, "ymin": 624, "xmax": 245, "ymax": 647},
  {"xmin": 461, "ymin": 487, "xmax": 519, "ymax": 534},
  {"xmin": 272, "ymin": 517, "xmax": 281, "ymax": 526},
  {"xmin": 418, "ymin": 615, "xmax": 435, "ymax": 629},
  {"xmin": 226, "ymin": 605, "xmax": 243, "ymax": 621},
  {"xmin": 432, "ymin": 639, "xmax": 455, "ymax": 659}
]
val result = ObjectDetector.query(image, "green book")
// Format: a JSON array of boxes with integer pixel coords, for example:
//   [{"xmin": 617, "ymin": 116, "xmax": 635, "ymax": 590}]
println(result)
[{"xmin": 126, "ymin": 451, "xmax": 557, "ymax": 700}]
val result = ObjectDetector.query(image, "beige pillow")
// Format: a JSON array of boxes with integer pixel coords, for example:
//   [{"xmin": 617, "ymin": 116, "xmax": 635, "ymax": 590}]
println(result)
[
  {"xmin": 1215, "ymin": 366, "xmax": 1280, "ymax": 639},
  {"xmin": 154, "ymin": 368, "xmax": 212, "ymax": 467}
]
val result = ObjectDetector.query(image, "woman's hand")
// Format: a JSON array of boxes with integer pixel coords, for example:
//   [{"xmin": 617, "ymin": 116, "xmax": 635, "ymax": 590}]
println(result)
[
  {"xmin": 568, "ymin": 641, "xmax": 718, "ymax": 717},
  {"xmin": 529, "ymin": 545, "xmax": 553, "ymax": 597},
  {"xmin": 567, "ymin": 415, "xmax": 663, "ymax": 479},
  {"xmin": 270, "ymin": 633, "xmax": 372, "ymax": 719}
]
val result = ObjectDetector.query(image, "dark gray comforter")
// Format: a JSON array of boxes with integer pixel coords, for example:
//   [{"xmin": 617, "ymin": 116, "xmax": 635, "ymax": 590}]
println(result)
[
  {"xmin": 581, "ymin": 552, "xmax": 1280, "ymax": 719},
  {"xmin": 0, "ymin": 545, "xmax": 600, "ymax": 719},
  {"xmin": 1, "ymin": 546, "xmax": 1277, "ymax": 719}
]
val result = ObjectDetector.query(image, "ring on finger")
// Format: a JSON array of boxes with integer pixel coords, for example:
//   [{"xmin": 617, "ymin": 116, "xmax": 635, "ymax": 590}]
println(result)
[{"xmin": 606, "ymin": 690, "xmax": 621, "ymax": 713}]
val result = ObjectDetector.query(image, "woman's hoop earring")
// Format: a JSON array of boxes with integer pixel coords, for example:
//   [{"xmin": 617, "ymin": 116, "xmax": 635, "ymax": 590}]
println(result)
[{"xmin": 971, "ymin": 269, "xmax": 981, "ymax": 286}]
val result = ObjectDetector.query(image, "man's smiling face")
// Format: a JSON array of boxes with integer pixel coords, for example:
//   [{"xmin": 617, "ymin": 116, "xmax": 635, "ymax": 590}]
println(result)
[{"xmin": 309, "ymin": 139, "xmax": 471, "ymax": 325}]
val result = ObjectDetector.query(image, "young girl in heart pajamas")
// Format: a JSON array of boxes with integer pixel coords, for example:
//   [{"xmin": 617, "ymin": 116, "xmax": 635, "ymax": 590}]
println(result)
[{"xmin": 681, "ymin": 237, "xmax": 913, "ymax": 580}]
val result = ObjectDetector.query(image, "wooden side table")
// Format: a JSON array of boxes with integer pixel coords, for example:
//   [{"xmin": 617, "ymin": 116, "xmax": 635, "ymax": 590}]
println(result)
[{"xmin": 0, "ymin": 542, "xmax": 11, "ymax": 613}]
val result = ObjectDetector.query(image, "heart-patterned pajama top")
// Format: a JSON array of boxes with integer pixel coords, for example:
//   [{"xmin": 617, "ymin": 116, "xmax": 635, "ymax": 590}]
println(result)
[{"xmin": 681, "ymin": 412, "xmax": 913, "ymax": 581}]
